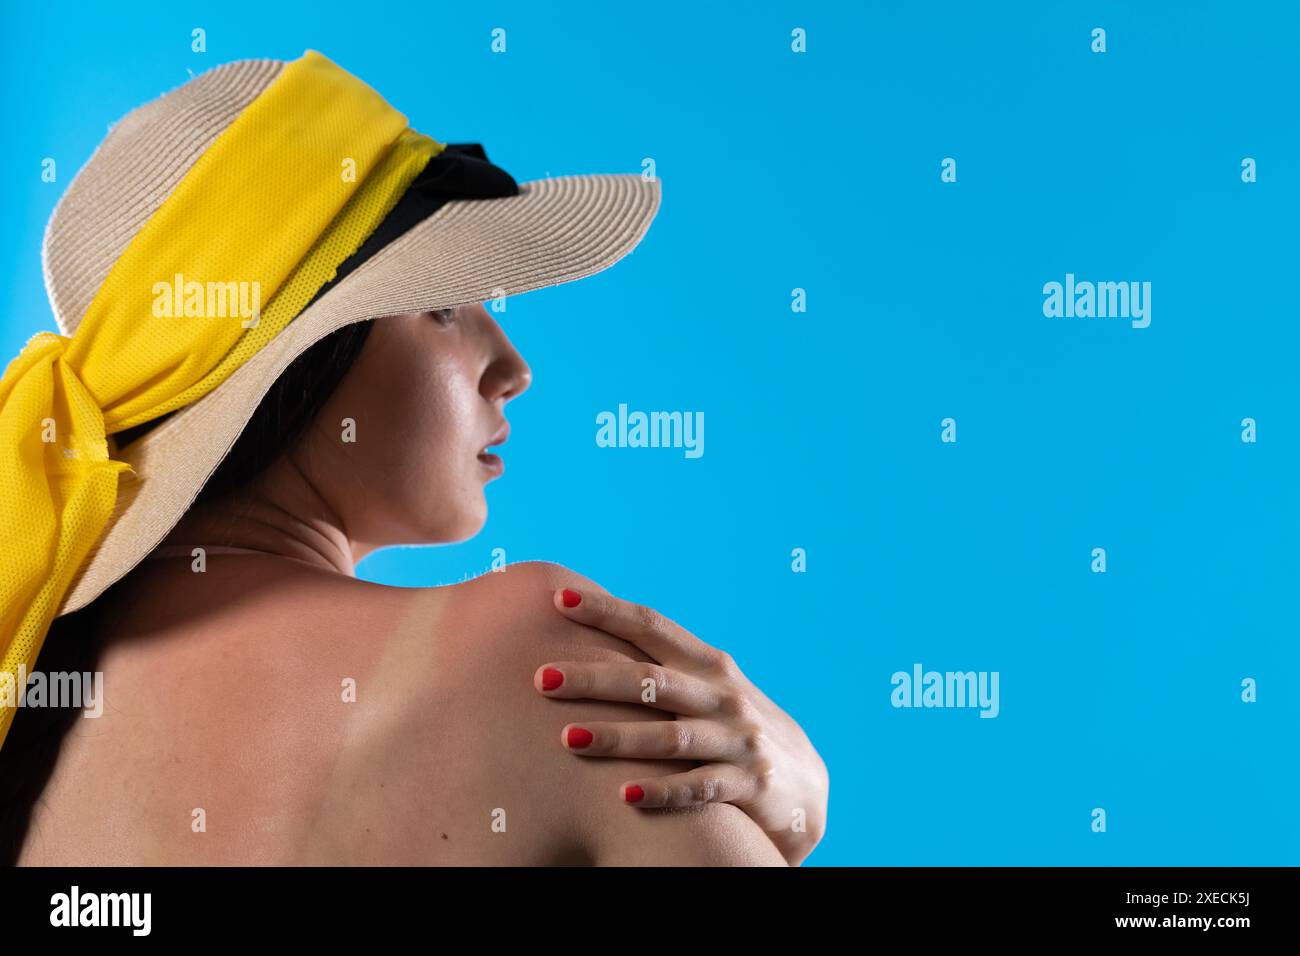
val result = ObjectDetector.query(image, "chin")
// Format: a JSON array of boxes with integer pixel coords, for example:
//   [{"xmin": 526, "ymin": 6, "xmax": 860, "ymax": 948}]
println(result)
[{"xmin": 437, "ymin": 497, "xmax": 488, "ymax": 543}]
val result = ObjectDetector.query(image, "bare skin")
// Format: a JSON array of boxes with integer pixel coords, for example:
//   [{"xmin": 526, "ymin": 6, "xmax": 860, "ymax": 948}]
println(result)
[
  {"xmin": 20, "ymin": 558, "xmax": 785, "ymax": 865},
  {"xmin": 17, "ymin": 306, "xmax": 826, "ymax": 866}
]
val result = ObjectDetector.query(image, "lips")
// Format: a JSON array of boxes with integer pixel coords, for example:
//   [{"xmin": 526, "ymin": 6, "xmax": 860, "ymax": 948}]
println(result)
[
  {"xmin": 483, "ymin": 422, "xmax": 510, "ymax": 450},
  {"xmin": 477, "ymin": 421, "xmax": 509, "ymax": 477}
]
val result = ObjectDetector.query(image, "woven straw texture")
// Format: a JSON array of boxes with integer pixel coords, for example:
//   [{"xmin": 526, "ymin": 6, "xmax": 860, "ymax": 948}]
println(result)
[{"xmin": 39, "ymin": 59, "xmax": 660, "ymax": 615}]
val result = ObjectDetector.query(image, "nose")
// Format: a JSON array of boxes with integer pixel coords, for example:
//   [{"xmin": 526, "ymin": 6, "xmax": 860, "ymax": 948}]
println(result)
[{"xmin": 477, "ymin": 306, "xmax": 532, "ymax": 404}]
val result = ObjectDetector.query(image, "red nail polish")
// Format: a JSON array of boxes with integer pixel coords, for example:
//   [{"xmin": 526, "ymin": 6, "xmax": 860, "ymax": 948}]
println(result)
[
  {"xmin": 541, "ymin": 668, "xmax": 564, "ymax": 691},
  {"xmin": 624, "ymin": 785, "xmax": 645, "ymax": 803},
  {"xmin": 567, "ymin": 727, "xmax": 594, "ymax": 749},
  {"xmin": 560, "ymin": 588, "xmax": 581, "ymax": 608}
]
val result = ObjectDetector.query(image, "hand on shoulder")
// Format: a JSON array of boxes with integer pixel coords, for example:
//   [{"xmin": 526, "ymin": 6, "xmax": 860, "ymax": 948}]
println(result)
[{"xmin": 418, "ymin": 561, "xmax": 787, "ymax": 866}]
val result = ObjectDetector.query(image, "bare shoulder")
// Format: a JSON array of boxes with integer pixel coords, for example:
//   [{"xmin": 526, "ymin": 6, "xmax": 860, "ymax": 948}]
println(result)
[
  {"xmin": 400, "ymin": 560, "xmax": 787, "ymax": 866},
  {"xmin": 435, "ymin": 560, "xmax": 645, "ymax": 666}
]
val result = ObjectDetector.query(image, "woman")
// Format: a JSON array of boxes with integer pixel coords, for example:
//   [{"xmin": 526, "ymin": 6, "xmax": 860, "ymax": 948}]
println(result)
[{"xmin": 1, "ymin": 52, "xmax": 827, "ymax": 866}]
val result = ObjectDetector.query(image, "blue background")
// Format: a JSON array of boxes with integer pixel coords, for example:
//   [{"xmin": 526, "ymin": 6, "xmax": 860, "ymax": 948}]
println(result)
[{"xmin": 3, "ymin": 2, "xmax": 1296, "ymax": 865}]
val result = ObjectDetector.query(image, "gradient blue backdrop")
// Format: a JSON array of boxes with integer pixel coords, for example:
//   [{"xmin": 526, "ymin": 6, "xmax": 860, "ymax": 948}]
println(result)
[{"xmin": 3, "ymin": 2, "xmax": 1297, "ymax": 865}]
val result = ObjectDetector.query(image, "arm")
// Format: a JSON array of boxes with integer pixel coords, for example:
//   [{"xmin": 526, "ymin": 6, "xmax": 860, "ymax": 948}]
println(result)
[{"xmin": 586, "ymin": 795, "xmax": 788, "ymax": 866}]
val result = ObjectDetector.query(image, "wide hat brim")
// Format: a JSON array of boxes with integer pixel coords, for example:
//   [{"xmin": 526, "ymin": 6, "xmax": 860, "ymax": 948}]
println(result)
[{"xmin": 58, "ymin": 172, "xmax": 660, "ymax": 615}]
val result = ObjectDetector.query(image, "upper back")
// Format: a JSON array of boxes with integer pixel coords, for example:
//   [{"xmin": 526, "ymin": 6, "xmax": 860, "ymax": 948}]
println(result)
[{"xmin": 19, "ymin": 557, "xmax": 783, "ymax": 866}]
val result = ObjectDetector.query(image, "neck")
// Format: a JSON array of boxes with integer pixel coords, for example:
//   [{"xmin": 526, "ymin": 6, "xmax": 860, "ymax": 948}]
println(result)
[{"xmin": 161, "ymin": 448, "xmax": 361, "ymax": 576}]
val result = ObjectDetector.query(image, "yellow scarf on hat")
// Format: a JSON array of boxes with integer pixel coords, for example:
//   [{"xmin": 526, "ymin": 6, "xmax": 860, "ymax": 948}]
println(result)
[{"xmin": 0, "ymin": 50, "xmax": 443, "ymax": 751}]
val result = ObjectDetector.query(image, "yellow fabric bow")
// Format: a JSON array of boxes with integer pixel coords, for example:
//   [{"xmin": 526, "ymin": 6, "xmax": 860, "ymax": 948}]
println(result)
[{"xmin": 0, "ymin": 51, "xmax": 442, "ymax": 751}]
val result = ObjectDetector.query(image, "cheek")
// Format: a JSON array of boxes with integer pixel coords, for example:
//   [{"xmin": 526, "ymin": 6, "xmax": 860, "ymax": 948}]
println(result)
[
  {"xmin": 363, "ymin": 359, "xmax": 484, "ymax": 514},
  {"xmin": 361, "ymin": 338, "xmax": 460, "ymax": 453},
  {"xmin": 408, "ymin": 355, "xmax": 477, "ymax": 465},
  {"xmin": 401, "ymin": 383, "xmax": 468, "ymax": 483}
]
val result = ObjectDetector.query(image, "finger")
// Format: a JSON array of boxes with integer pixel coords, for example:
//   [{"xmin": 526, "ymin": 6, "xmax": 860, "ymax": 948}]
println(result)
[
  {"xmin": 534, "ymin": 661, "xmax": 722, "ymax": 716},
  {"xmin": 620, "ymin": 764, "xmax": 758, "ymax": 809},
  {"xmin": 559, "ymin": 718, "xmax": 749, "ymax": 761},
  {"xmin": 552, "ymin": 587, "xmax": 722, "ymax": 671}
]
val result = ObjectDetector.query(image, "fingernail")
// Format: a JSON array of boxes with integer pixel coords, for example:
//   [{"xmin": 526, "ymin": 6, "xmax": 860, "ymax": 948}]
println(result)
[
  {"xmin": 567, "ymin": 727, "xmax": 594, "ymax": 749},
  {"xmin": 541, "ymin": 668, "xmax": 564, "ymax": 691},
  {"xmin": 624, "ymin": 785, "xmax": 645, "ymax": 804},
  {"xmin": 560, "ymin": 588, "xmax": 582, "ymax": 608}
]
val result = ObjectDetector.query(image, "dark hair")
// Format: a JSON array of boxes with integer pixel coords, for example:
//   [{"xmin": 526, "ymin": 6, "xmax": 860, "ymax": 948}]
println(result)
[
  {"xmin": 191, "ymin": 319, "xmax": 375, "ymax": 507},
  {"xmin": 0, "ymin": 318, "xmax": 375, "ymax": 865}
]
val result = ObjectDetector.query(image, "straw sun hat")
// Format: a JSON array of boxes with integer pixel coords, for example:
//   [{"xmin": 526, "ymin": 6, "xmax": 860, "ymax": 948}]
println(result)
[{"xmin": 0, "ymin": 50, "xmax": 661, "ymax": 749}]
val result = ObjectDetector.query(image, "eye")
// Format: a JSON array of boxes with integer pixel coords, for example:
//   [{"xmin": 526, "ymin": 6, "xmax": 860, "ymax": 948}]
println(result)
[{"xmin": 429, "ymin": 307, "xmax": 456, "ymax": 325}]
